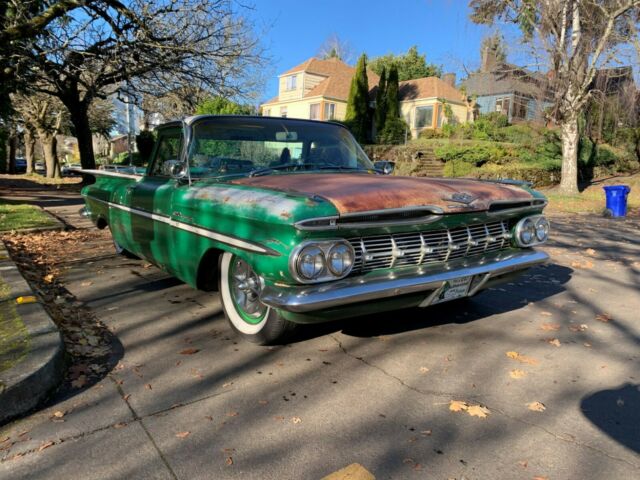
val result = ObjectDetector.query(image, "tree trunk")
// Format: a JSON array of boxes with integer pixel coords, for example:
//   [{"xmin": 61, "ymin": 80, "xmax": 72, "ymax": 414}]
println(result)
[
  {"xmin": 7, "ymin": 130, "xmax": 17, "ymax": 174},
  {"xmin": 41, "ymin": 133, "xmax": 61, "ymax": 178},
  {"xmin": 559, "ymin": 116, "xmax": 580, "ymax": 195},
  {"xmin": 65, "ymin": 99, "xmax": 96, "ymax": 170},
  {"xmin": 24, "ymin": 128, "xmax": 36, "ymax": 174}
]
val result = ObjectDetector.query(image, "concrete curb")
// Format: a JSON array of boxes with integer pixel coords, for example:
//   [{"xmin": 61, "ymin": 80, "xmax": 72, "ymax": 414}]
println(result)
[{"xmin": 0, "ymin": 243, "xmax": 65, "ymax": 425}]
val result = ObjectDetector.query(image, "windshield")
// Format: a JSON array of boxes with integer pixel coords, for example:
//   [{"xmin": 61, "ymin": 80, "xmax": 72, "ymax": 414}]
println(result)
[{"xmin": 187, "ymin": 117, "xmax": 374, "ymax": 178}]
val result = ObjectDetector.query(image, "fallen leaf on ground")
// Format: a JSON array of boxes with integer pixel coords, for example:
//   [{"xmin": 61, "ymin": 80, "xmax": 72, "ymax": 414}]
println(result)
[
  {"xmin": 175, "ymin": 431, "xmax": 190, "ymax": 438},
  {"xmin": 52, "ymin": 411, "xmax": 65, "ymax": 418},
  {"xmin": 584, "ymin": 248, "xmax": 597, "ymax": 256},
  {"xmin": 518, "ymin": 460, "xmax": 528, "ymax": 468},
  {"xmin": 38, "ymin": 441, "xmax": 55, "ymax": 451},
  {"xmin": 506, "ymin": 351, "xmax": 539, "ymax": 365},
  {"xmin": 568, "ymin": 324, "xmax": 588, "ymax": 332},
  {"xmin": 540, "ymin": 311, "xmax": 553, "ymax": 317},
  {"xmin": 292, "ymin": 416, "xmax": 302, "ymax": 424},
  {"xmin": 571, "ymin": 260, "xmax": 594, "ymax": 269},
  {"xmin": 596, "ymin": 313, "xmax": 612, "ymax": 323},
  {"xmin": 419, "ymin": 366, "xmax": 430, "ymax": 373},
  {"xmin": 180, "ymin": 348, "xmax": 200, "ymax": 355},
  {"xmin": 467, "ymin": 405, "xmax": 490, "ymax": 418},
  {"xmin": 532, "ymin": 476, "xmax": 549, "ymax": 480},
  {"xmin": 71, "ymin": 375, "xmax": 87, "ymax": 389},
  {"xmin": 145, "ymin": 383, "xmax": 152, "ymax": 390},
  {"xmin": 225, "ymin": 456, "xmax": 233, "ymax": 466},
  {"xmin": 449, "ymin": 400, "xmax": 468, "ymax": 412},
  {"xmin": 80, "ymin": 281, "xmax": 93, "ymax": 286},
  {"xmin": 541, "ymin": 323, "xmax": 560, "ymax": 331},
  {"xmin": 227, "ymin": 411, "xmax": 238, "ymax": 417},
  {"xmin": 510, "ymin": 369, "xmax": 527, "ymax": 379},
  {"xmin": 43, "ymin": 274, "xmax": 54, "ymax": 283},
  {"xmin": 527, "ymin": 401, "xmax": 546, "ymax": 412},
  {"xmin": 547, "ymin": 338, "xmax": 561, "ymax": 347}
]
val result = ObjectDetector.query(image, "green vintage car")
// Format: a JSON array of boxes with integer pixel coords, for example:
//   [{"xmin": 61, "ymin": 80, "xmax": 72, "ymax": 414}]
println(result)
[{"xmin": 81, "ymin": 115, "xmax": 550, "ymax": 344}]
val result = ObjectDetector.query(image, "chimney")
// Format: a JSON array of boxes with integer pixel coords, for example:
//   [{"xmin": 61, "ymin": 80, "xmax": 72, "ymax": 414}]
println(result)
[
  {"xmin": 481, "ymin": 45, "xmax": 498, "ymax": 73},
  {"xmin": 442, "ymin": 73, "xmax": 456, "ymax": 87}
]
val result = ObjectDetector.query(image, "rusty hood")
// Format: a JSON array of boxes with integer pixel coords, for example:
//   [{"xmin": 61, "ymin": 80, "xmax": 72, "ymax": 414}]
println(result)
[{"xmin": 231, "ymin": 173, "xmax": 535, "ymax": 214}]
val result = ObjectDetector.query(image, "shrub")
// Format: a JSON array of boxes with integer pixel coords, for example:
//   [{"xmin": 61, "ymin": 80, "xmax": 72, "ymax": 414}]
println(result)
[
  {"xmin": 378, "ymin": 117, "xmax": 409, "ymax": 145},
  {"xmin": 418, "ymin": 128, "xmax": 444, "ymax": 139}
]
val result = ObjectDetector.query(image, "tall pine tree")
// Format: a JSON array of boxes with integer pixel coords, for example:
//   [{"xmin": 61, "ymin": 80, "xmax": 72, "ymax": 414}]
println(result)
[
  {"xmin": 378, "ymin": 64, "xmax": 407, "ymax": 144},
  {"xmin": 374, "ymin": 66, "xmax": 387, "ymax": 135},
  {"xmin": 344, "ymin": 54, "xmax": 370, "ymax": 144}
]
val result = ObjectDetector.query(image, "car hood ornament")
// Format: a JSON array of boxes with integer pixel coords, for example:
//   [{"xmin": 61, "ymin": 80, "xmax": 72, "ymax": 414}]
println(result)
[{"xmin": 443, "ymin": 192, "xmax": 478, "ymax": 205}]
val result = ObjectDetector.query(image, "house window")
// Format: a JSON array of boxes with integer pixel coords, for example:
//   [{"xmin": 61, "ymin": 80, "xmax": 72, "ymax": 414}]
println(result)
[
  {"xmin": 512, "ymin": 95, "xmax": 529, "ymax": 119},
  {"xmin": 309, "ymin": 103, "xmax": 320, "ymax": 120},
  {"xmin": 495, "ymin": 97, "xmax": 510, "ymax": 116},
  {"xmin": 285, "ymin": 75, "xmax": 298, "ymax": 91},
  {"xmin": 280, "ymin": 106, "xmax": 287, "ymax": 118},
  {"xmin": 324, "ymin": 102, "xmax": 336, "ymax": 120},
  {"xmin": 415, "ymin": 105, "xmax": 434, "ymax": 129}
]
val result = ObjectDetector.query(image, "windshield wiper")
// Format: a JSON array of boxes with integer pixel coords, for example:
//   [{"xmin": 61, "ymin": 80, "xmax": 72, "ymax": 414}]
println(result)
[{"xmin": 249, "ymin": 163, "xmax": 301, "ymax": 177}]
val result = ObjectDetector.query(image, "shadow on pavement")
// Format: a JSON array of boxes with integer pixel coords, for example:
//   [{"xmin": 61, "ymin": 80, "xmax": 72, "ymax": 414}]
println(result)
[{"xmin": 581, "ymin": 383, "xmax": 640, "ymax": 453}]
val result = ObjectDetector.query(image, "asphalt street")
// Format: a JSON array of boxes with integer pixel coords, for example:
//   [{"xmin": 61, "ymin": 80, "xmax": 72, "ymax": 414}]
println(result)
[{"xmin": 1, "ymin": 205, "xmax": 639, "ymax": 479}]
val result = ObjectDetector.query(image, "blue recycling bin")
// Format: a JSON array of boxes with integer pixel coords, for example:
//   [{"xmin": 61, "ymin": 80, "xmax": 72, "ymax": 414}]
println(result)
[{"xmin": 603, "ymin": 185, "xmax": 631, "ymax": 217}]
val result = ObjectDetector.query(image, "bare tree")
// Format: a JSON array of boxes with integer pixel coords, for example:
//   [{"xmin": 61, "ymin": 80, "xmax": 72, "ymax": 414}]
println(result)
[
  {"xmin": 317, "ymin": 34, "xmax": 354, "ymax": 63},
  {"xmin": 11, "ymin": 92, "xmax": 67, "ymax": 177},
  {"xmin": 470, "ymin": 0, "xmax": 640, "ymax": 194},
  {"xmin": 12, "ymin": 0, "xmax": 265, "ymax": 170}
]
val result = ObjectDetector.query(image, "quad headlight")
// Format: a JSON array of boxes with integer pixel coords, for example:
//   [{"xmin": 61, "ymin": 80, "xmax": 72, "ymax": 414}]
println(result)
[
  {"xmin": 514, "ymin": 215, "xmax": 550, "ymax": 247},
  {"xmin": 291, "ymin": 240, "xmax": 355, "ymax": 283}
]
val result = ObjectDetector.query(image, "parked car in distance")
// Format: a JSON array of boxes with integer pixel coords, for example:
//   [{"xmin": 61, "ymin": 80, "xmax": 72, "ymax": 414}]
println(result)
[
  {"xmin": 61, "ymin": 163, "xmax": 83, "ymax": 176},
  {"xmin": 81, "ymin": 115, "xmax": 550, "ymax": 344},
  {"xmin": 34, "ymin": 162, "xmax": 46, "ymax": 174},
  {"xmin": 14, "ymin": 157, "xmax": 27, "ymax": 173}
]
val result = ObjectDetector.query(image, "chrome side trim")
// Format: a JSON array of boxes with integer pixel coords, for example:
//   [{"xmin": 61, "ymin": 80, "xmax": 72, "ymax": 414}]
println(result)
[
  {"xmin": 79, "ymin": 169, "xmax": 142, "ymax": 180},
  {"xmin": 486, "ymin": 199, "xmax": 548, "ymax": 216},
  {"xmin": 260, "ymin": 249, "xmax": 549, "ymax": 313},
  {"xmin": 85, "ymin": 196, "xmax": 275, "ymax": 255}
]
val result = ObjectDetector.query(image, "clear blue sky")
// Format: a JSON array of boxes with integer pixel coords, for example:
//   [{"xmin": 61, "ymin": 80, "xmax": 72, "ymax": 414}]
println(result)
[{"xmin": 249, "ymin": 0, "xmax": 493, "ymax": 102}]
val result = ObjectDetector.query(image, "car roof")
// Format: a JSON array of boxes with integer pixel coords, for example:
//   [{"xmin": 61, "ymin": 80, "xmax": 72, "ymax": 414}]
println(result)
[{"xmin": 155, "ymin": 115, "xmax": 347, "ymax": 131}]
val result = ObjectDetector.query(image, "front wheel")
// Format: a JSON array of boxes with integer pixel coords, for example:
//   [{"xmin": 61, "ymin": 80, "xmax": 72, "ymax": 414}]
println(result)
[{"xmin": 218, "ymin": 252, "xmax": 296, "ymax": 345}]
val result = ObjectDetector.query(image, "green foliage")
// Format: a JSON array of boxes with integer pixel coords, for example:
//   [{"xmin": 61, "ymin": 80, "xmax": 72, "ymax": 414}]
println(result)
[
  {"xmin": 196, "ymin": 97, "xmax": 254, "ymax": 116},
  {"xmin": 344, "ymin": 54, "xmax": 371, "ymax": 144},
  {"xmin": 384, "ymin": 65, "xmax": 400, "ymax": 120},
  {"xmin": 136, "ymin": 130, "xmax": 156, "ymax": 165},
  {"xmin": 369, "ymin": 46, "xmax": 442, "ymax": 81},
  {"xmin": 378, "ymin": 117, "xmax": 408, "ymax": 145},
  {"xmin": 114, "ymin": 151, "xmax": 141, "ymax": 166},
  {"xmin": 374, "ymin": 67, "xmax": 387, "ymax": 133},
  {"xmin": 435, "ymin": 142, "xmax": 510, "ymax": 166}
]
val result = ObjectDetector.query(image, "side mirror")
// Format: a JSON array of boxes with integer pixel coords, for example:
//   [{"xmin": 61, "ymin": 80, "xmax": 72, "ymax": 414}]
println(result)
[
  {"xmin": 374, "ymin": 160, "xmax": 395, "ymax": 175},
  {"xmin": 163, "ymin": 159, "xmax": 187, "ymax": 178}
]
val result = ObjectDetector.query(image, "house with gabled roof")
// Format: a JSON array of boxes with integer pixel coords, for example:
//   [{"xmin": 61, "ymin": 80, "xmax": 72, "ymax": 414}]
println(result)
[
  {"xmin": 259, "ymin": 57, "xmax": 379, "ymax": 122},
  {"xmin": 260, "ymin": 57, "xmax": 472, "ymax": 139}
]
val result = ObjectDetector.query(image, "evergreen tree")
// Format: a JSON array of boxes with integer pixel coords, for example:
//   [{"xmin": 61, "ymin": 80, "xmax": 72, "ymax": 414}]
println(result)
[
  {"xmin": 378, "ymin": 65, "xmax": 407, "ymax": 144},
  {"xmin": 344, "ymin": 54, "xmax": 370, "ymax": 144},
  {"xmin": 374, "ymin": 67, "xmax": 387, "ymax": 134}
]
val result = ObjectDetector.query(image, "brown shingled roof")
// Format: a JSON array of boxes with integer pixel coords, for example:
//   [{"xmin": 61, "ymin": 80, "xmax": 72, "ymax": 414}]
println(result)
[
  {"xmin": 282, "ymin": 57, "xmax": 353, "ymax": 76},
  {"xmin": 399, "ymin": 77, "xmax": 464, "ymax": 103}
]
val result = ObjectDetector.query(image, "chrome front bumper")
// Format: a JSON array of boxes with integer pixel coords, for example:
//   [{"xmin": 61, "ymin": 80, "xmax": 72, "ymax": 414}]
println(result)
[{"xmin": 260, "ymin": 249, "xmax": 549, "ymax": 313}]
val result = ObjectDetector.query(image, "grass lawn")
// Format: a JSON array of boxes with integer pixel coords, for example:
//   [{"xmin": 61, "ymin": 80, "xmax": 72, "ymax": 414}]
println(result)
[
  {"xmin": 543, "ymin": 173, "xmax": 640, "ymax": 215},
  {"xmin": 0, "ymin": 203, "xmax": 58, "ymax": 232},
  {"xmin": 0, "ymin": 279, "xmax": 30, "ymax": 374}
]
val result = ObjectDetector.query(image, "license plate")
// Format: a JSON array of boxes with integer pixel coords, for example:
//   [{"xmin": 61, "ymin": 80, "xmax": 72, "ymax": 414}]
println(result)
[{"xmin": 431, "ymin": 276, "xmax": 473, "ymax": 305}]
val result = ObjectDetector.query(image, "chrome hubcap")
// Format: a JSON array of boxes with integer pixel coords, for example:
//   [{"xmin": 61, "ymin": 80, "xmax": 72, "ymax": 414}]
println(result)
[{"xmin": 230, "ymin": 258, "xmax": 267, "ymax": 320}]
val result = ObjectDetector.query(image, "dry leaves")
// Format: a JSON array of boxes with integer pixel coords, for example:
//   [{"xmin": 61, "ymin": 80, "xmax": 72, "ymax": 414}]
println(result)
[
  {"xmin": 71, "ymin": 375, "xmax": 87, "ymax": 389},
  {"xmin": 540, "ymin": 323, "xmax": 560, "ymax": 331},
  {"xmin": 596, "ymin": 313, "xmax": 612, "ymax": 323},
  {"xmin": 510, "ymin": 369, "xmax": 527, "ymax": 379},
  {"xmin": 38, "ymin": 441, "xmax": 55, "ymax": 451},
  {"xmin": 568, "ymin": 324, "xmax": 588, "ymax": 332},
  {"xmin": 175, "ymin": 431, "xmax": 190, "ymax": 439},
  {"xmin": 448, "ymin": 400, "xmax": 490, "ymax": 418},
  {"xmin": 506, "ymin": 351, "xmax": 539, "ymax": 365},
  {"xmin": 225, "ymin": 456, "xmax": 234, "ymax": 466},
  {"xmin": 180, "ymin": 348, "xmax": 200, "ymax": 355},
  {"xmin": 546, "ymin": 338, "xmax": 562, "ymax": 347},
  {"xmin": 292, "ymin": 416, "xmax": 302, "ymax": 424},
  {"xmin": 527, "ymin": 401, "xmax": 547, "ymax": 412},
  {"xmin": 571, "ymin": 260, "xmax": 594, "ymax": 269},
  {"xmin": 540, "ymin": 311, "xmax": 553, "ymax": 317},
  {"xmin": 584, "ymin": 248, "xmax": 597, "ymax": 256},
  {"xmin": 419, "ymin": 366, "xmax": 430, "ymax": 373}
]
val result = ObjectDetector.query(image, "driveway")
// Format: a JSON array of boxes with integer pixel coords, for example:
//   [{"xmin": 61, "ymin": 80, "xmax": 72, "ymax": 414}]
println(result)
[{"xmin": 1, "ymin": 199, "xmax": 639, "ymax": 479}]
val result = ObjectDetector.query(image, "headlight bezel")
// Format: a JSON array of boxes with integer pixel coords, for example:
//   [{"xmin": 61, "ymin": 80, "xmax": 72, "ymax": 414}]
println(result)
[
  {"xmin": 514, "ymin": 215, "xmax": 550, "ymax": 247},
  {"xmin": 290, "ymin": 240, "xmax": 355, "ymax": 283}
]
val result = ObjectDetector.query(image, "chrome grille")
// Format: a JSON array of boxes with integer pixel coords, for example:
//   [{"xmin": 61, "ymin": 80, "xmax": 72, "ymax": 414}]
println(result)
[{"xmin": 349, "ymin": 221, "xmax": 511, "ymax": 274}]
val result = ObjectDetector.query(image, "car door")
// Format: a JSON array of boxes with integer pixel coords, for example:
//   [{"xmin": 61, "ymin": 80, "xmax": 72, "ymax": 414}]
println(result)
[{"xmin": 127, "ymin": 126, "xmax": 183, "ymax": 267}]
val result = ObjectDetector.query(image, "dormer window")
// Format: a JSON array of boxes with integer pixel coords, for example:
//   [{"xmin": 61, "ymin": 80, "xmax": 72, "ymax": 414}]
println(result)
[{"xmin": 285, "ymin": 74, "xmax": 298, "ymax": 91}]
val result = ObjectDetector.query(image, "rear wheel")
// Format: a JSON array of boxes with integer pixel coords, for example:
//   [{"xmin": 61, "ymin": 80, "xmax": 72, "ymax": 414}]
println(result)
[{"xmin": 218, "ymin": 252, "xmax": 295, "ymax": 345}]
